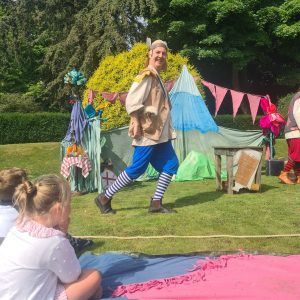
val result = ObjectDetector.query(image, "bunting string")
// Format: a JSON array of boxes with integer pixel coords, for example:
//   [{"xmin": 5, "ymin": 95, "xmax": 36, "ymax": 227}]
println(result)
[
  {"xmin": 87, "ymin": 77, "xmax": 267, "ymax": 124},
  {"xmin": 201, "ymin": 80, "xmax": 266, "ymax": 124}
]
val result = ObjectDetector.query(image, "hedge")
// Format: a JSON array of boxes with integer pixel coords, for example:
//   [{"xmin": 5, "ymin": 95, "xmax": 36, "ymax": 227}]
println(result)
[
  {"xmin": 0, "ymin": 113, "xmax": 264, "ymax": 145},
  {"xmin": 0, "ymin": 113, "xmax": 70, "ymax": 145},
  {"xmin": 214, "ymin": 115, "xmax": 261, "ymax": 131}
]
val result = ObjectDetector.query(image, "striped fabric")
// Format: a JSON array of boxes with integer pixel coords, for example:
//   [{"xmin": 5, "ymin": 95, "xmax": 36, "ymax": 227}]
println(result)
[
  {"xmin": 283, "ymin": 159, "xmax": 295, "ymax": 172},
  {"xmin": 60, "ymin": 156, "xmax": 92, "ymax": 178},
  {"xmin": 294, "ymin": 162, "xmax": 300, "ymax": 176},
  {"xmin": 105, "ymin": 171, "xmax": 132, "ymax": 199},
  {"xmin": 153, "ymin": 172, "xmax": 172, "ymax": 200}
]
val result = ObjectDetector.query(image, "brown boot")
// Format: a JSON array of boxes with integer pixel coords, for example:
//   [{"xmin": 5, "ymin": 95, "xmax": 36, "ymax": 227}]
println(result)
[
  {"xmin": 278, "ymin": 171, "xmax": 295, "ymax": 184},
  {"xmin": 148, "ymin": 198, "xmax": 176, "ymax": 213},
  {"xmin": 94, "ymin": 193, "xmax": 116, "ymax": 214}
]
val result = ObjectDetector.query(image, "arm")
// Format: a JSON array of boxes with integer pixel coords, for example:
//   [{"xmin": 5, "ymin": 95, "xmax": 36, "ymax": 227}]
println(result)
[
  {"xmin": 129, "ymin": 111, "xmax": 143, "ymax": 139},
  {"xmin": 48, "ymin": 238, "xmax": 81, "ymax": 283},
  {"xmin": 126, "ymin": 74, "xmax": 152, "ymax": 139}
]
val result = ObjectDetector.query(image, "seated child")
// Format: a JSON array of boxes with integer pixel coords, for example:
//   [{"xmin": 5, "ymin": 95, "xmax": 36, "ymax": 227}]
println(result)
[
  {"xmin": 0, "ymin": 173, "xmax": 102, "ymax": 300},
  {"xmin": 0, "ymin": 168, "xmax": 93, "ymax": 254}
]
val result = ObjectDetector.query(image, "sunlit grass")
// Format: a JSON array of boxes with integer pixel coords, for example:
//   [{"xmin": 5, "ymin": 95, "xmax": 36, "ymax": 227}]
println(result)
[{"xmin": 1, "ymin": 140, "xmax": 299, "ymax": 255}]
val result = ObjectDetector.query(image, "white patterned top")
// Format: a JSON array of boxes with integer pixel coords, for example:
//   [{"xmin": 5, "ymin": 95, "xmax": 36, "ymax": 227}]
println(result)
[{"xmin": 0, "ymin": 219, "xmax": 81, "ymax": 300}]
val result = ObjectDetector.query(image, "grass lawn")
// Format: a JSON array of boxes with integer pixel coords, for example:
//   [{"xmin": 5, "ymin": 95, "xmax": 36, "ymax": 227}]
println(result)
[{"xmin": 1, "ymin": 140, "xmax": 300, "ymax": 255}]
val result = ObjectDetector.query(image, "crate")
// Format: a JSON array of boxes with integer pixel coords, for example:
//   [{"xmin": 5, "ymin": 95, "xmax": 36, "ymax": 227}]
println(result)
[{"xmin": 266, "ymin": 159, "xmax": 284, "ymax": 176}]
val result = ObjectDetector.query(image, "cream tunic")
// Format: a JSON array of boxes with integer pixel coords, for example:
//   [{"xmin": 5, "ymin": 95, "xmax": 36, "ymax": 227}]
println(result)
[{"xmin": 125, "ymin": 67, "xmax": 174, "ymax": 146}]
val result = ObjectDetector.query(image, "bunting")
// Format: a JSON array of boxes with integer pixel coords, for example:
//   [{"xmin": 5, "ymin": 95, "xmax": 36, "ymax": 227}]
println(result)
[
  {"xmin": 215, "ymin": 86, "xmax": 228, "ymax": 116},
  {"xmin": 247, "ymin": 94, "xmax": 262, "ymax": 124},
  {"xmin": 231, "ymin": 90, "xmax": 245, "ymax": 117},
  {"xmin": 101, "ymin": 92, "xmax": 119, "ymax": 103},
  {"xmin": 88, "ymin": 90, "xmax": 98, "ymax": 104},
  {"xmin": 119, "ymin": 92, "xmax": 128, "ymax": 105},
  {"xmin": 88, "ymin": 77, "xmax": 267, "ymax": 124},
  {"xmin": 201, "ymin": 80, "xmax": 265, "ymax": 122},
  {"xmin": 201, "ymin": 80, "xmax": 216, "ymax": 99}
]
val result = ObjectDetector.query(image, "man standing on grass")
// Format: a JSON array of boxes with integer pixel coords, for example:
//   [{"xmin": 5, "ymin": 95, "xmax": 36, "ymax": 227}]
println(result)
[{"xmin": 95, "ymin": 39, "xmax": 178, "ymax": 214}]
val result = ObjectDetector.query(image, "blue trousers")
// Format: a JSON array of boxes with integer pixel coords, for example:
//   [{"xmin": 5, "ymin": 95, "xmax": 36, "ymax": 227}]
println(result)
[{"xmin": 125, "ymin": 141, "xmax": 179, "ymax": 180}]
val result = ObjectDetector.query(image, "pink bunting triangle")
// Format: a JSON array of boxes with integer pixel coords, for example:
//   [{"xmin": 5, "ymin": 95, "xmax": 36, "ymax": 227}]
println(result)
[
  {"xmin": 230, "ymin": 90, "xmax": 245, "ymax": 118},
  {"xmin": 102, "ymin": 92, "xmax": 119, "ymax": 104},
  {"xmin": 118, "ymin": 92, "xmax": 128, "ymax": 105},
  {"xmin": 215, "ymin": 85, "xmax": 228, "ymax": 116},
  {"xmin": 201, "ymin": 80, "xmax": 216, "ymax": 98},
  {"xmin": 247, "ymin": 94, "xmax": 261, "ymax": 124},
  {"xmin": 164, "ymin": 80, "xmax": 176, "ymax": 92},
  {"xmin": 88, "ymin": 89, "xmax": 98, "ymax": 104}
]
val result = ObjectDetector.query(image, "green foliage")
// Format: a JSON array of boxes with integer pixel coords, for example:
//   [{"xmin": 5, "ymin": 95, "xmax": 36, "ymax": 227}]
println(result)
[
  {"xmin": 0, "ymin": 0, "xmax": 157, "ymax": 110},
  {"xmin": 277, "ymin": 92, "xmax": 294, "ymax": 119},
  {"xmin": 214, "ymin": 114, "xmax": 261, "ymax": 131},
  {"xmin": 0, "ymin": 113, "xmax": 69, "ymax": 144},
  {"xmin": 0, "ymin": 93, "xmax": 42, "ymax": 113},
  {"xmin": 83, "ymin": 43, "xmax": 201, "ymax": 130},
  {"xmin": 148, "ymin": 0, "xmax": 300, "ymax": 93}
]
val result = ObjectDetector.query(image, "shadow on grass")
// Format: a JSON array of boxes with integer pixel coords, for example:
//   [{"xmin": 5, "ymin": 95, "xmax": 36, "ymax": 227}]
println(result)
[
  {"xmin": 174, "ymin": 190, "xmax": 222, "ymax": 208},
  {"xmin": 260, "ymin": 184, "xmax": 279, "ymax": 192}
]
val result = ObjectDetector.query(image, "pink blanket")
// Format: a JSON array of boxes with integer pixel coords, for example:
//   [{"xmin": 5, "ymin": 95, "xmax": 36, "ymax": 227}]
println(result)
[{"xmin": 113, "ymin": 254, "xmax": 300, "ymax": 299}]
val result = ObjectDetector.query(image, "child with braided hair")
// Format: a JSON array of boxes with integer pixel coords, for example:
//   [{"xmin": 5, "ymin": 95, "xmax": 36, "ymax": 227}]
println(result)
[
  {"xmin": 0, "ymin": 173, "xmax": 102, "ymax": 300},
  {"xmin": 0, "ymin": 168, "xmax": 93, "ymax": 252}
]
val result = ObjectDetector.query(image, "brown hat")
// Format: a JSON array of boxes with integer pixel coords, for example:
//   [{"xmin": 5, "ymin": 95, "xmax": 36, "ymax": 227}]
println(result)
[{"xmin": 150, "ymin": 40, "xmax": 168, "ymax": 50}]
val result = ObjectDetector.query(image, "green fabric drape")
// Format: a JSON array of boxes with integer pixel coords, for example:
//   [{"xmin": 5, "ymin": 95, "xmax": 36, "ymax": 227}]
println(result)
[
  {"xmin": 100, "ymin": 126, "xmax": 264, "ymax": 182},
  {"xmin": 60, "ymin": 117, "xmax": 102, "ymax": 192}
]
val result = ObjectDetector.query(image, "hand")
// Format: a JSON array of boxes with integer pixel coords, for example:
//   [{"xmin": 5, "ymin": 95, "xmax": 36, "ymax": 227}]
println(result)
[
  {"xmin": 57, "ymin": 216, "xmax": 70, "ymax": 234},
  {"xmin": 132, "ymin": 122, "xmax": 142, "ymax": 139},
  {"xmin": 129, "ymin": 122, "xmax": 142, "ymax": 139}
]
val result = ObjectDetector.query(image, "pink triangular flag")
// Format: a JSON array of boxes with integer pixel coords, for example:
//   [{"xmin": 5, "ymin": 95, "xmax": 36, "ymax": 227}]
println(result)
[
  {"xmin": 230, "ymin": 90, "xmax": 245, "ymax": 118},
  {"xmin": 118, "ymin": 92, "xmax": 128, "ymax": 105},
  {"xmin": 88, "ymin": 89, "xmax": 98, "ymax": 104},
  {"xmin": 102, "ymin": 92, "xmax": 119, "ymax": 103},
  {"xmin": 247, "ymin": 94, "xmax": 261, "ymax": 124},
  {"xmin": 215, "ymin": 85, "xmax": 228, "ymax": 116},
  {"xmin": 201, "ymin": 80, "xmax": 216, "ymax": 98},
  {"xmin": 164, "ymin": 80, "xmax": 176, "ymax": 92}
]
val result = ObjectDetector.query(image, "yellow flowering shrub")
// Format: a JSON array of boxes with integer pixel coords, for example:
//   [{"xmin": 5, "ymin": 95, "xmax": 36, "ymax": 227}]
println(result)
[{"xmin": 83, "ymin": 43, "xmax": 202, "ymax": 130}]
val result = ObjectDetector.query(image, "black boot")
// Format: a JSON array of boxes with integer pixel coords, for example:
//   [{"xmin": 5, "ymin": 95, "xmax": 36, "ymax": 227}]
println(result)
[{"xmin": 148, "ymin": 198, "xmax": 176, "ymax": 213}]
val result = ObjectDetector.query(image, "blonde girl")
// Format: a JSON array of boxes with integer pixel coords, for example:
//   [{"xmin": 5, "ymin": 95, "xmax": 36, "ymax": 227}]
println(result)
[{"xmin": 0, "ymin": 174, "xmax": 102, "ymax": 300}]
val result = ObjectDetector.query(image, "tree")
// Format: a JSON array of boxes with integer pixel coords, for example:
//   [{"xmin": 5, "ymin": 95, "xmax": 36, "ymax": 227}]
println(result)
[
  {"xmin": 0, "ymin": 0, "xmax": 157, "ymax": 110},
  {"xmin": 147, "ymin": 0, "xmax": 300, "ymax": 101},
  {"xmin": 40, "ymin": 0, "xmax": 157, "ymax": 110}
]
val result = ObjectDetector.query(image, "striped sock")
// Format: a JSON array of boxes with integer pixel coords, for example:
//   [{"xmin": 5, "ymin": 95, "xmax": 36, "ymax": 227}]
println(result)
[
  {"xmin": 294, "ymin": 162, "xmax": 300, "ymax": 176},
  {"xmin": 105, "ymin": 171, "xmax": 132, "ymax": 199},
  {"xmin": 153, "ymin": 172, "xmax": 173, "ymax": 200},
  {"xmin": 283, "ymin": 159, "xmax": 295, "ymax": 172}
]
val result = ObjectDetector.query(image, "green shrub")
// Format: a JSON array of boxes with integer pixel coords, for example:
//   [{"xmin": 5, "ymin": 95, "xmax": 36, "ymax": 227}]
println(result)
[
  {"xmin": 83, "ymin": 43, "xmax": 202, "ymax": 130},
  {"xmin": 0, "ymin": 113, "xmax": 69, "ymax": 145},
  {"xmin": 277, "ymin": 93, "xmax": 294, "ymax": 119},
  {"xmin": 0, "ymin": 93, "xmax": 42, "ymax": 113},
  {"xmin": 214, "ymin": 115, "xmax": 261, "ymax": 131}
]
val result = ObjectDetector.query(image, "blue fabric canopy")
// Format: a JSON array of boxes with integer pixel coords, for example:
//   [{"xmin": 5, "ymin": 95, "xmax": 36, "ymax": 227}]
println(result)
[{"xmin": 170, "ymin": 65, "xmax": 219, "ymax": 133}]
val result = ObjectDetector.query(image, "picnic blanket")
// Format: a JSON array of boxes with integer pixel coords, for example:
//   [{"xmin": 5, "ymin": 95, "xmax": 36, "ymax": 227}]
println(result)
[{"xmin": 79, "ymin": 252, "xmax": 300, "ymax": 299}]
